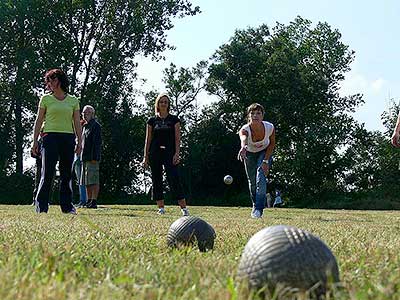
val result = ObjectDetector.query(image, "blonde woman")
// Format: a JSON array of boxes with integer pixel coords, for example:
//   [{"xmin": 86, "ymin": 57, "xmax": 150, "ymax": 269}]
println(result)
[
  {"xmin": 143, "ymin": 93, "xmax": 189, "ymax": 216},
  {"xmin": 237, "ymin": 103, "xmax": 275, "ymax": 218}
]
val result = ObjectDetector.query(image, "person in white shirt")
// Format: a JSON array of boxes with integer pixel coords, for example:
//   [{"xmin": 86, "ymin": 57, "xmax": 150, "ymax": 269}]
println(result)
[
  {"xmin": 391, "ymin": 111, "xmax": 400, "ymax": 147},
  {"xmin": 237, "ymin": 103, "xmax": 275, "ymax": 218}
]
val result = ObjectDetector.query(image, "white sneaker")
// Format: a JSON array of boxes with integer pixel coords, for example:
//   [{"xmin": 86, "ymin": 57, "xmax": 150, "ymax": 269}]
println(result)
[
  {"xmin": 181, "ymin": 208, "xmax": 190, "ymax": 216},
  {"xmin": 157, "ymin": 208, "xmax": 166, "ymax": 215},
  {"xmin": 251, "ymin": 209, "xmax": 262, "ymax": 219}
]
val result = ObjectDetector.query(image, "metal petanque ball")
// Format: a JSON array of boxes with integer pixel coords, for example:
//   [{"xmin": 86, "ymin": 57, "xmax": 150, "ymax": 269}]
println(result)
[
  {"xmin": 167, "ymin": 216, "xmax": 216, "ymax": 252},
  {"xmin": 237, "ymin": 225, "xmax": 339, "ymax": 296}
]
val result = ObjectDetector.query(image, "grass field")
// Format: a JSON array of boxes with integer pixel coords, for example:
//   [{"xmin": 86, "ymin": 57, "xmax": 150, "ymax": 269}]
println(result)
[{"xmin": 0, "ymin": 205, "xmax": 400, "ymax": 300}]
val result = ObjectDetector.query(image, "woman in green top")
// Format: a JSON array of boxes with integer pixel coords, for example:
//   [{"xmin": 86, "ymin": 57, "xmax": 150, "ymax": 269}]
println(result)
[{"xmin": 31, "ymin": 69, "xmax": 82, "ymax": 214}]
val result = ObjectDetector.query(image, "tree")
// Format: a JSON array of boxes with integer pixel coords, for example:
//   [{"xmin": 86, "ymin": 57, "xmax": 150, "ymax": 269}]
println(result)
[
  {"xmin": 0, "ymin": 0, "xmax": 76, "ymax": 175},
  {"xmin": 183, "ymin": 104, "xmax": 245, "ymax": 203},
  {"xmin": 0, "ymin": 0, "xmax": 200, "ymax": 199},
  {"xmin": 206, "ymin": 17, "xmax": 364, "ymax": 205},
  {"xmin": 65, "ymin": 0, "xmax": 200, "ymax": 195}
]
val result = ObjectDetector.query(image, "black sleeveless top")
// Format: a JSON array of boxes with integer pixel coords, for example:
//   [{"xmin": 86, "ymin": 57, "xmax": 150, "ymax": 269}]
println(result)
[{"xmin": 147, "ymin": 114, "xmax": 180, "ymax": 154}]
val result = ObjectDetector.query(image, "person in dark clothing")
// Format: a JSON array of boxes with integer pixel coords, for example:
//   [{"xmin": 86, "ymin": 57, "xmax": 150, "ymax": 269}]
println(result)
[
  {"xmin": 142, "ymin": 93, "xmax": 189, "ymax": 216},
  {"xmin": 80, "ymin": 105, "xmax": 102, "ymax": 209}
]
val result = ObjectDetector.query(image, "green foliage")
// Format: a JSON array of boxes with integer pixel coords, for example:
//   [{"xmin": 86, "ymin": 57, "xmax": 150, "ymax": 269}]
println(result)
[
  {"xmin": 179, "ymin": 105, "xmax": 247, "ymax": 204},
  {"xmin": 340, "ymin": 102, "xmax": 400, "ymax": 197},
  {"xmin": 206, "ymin": 17, "xmax": 364, "ymax": 205},
  {"xmin": 0, "ymin": 0, "xmax": 200, "ymax": 197},
  {"xmin": 0, "ymin": 0, "xmax": 75, "ymax": 174},
  {"xmin": 163, "ymin": 61, "xmax": 208, "ymax": 124},
  {"xmin": 1, "ymin": 6, "xmax": 398, "ymax": 208},
  {"xmin": 0, "ymin": 173, "xmax": 33, "ymax": 204}
]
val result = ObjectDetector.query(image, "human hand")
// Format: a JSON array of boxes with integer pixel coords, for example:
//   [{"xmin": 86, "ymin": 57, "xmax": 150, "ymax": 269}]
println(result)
[
  {"xmin": 75, "ymin": 143, "xmax": 82, "ymax": 155},
  {"xmin": 173, "ymin": 153, "xmax": 180, "ymax": 165},
  {"xmin": 391, "ymin": 132, "xmax": 400, "ymax": 147},
  {"xmin": 237, "ymin": 146, "xmax": 247, "ymax": 162},
  {"xmin": 31, "ymin": 141, "xmax": 39, "ymax": 157},
  {"xmin": 261, "ymin": 161, "xmax": 270, "ymax": 176},
  {"xmin": 142, "ymin": 157, "xmax": 149, "ymax": 169}
]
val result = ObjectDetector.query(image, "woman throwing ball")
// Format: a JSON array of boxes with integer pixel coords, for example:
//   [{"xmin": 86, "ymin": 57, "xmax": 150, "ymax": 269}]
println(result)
[{"xmin": 237, "ymin": 103, "xmax": 275, "ymax": 218}]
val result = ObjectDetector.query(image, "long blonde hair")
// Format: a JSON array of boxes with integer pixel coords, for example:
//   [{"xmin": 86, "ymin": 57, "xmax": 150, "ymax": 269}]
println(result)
[{"xmin": 154, "ymin": 93, "xmax": 170, "ymax": 114}]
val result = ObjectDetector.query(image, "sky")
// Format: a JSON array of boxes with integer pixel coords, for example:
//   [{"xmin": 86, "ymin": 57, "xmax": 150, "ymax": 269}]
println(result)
[{"xmin": 136, "ymin": 0, "xmax": 400, "ymax": 132}]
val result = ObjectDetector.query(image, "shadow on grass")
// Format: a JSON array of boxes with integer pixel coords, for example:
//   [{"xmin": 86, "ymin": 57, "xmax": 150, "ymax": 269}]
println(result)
[{"xmin": 104, "ymin": 206, "xmax": 156, "ymax": 212}]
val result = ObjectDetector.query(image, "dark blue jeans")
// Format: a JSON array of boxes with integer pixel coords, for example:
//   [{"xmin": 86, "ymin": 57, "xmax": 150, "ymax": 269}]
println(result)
[
  {"xmin": 73, "ymin": 155, "xmax": 87, "ymax": 204},
  {"xmin": 244, "ymin": 150, "xmax": 272, "ymax": 213},
  {"xmin": 35, "ymin": 133, "xmax": 75, "ymax": 213},
  {"xmin": 149, "ymin": 149, "xmax": 184, "ymax": 202}
]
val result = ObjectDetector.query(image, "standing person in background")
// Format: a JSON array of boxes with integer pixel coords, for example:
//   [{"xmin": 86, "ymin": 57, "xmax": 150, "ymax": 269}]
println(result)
[
  {"xmin": 73, "ymin": 119, "xmax": 87, "ymax": 208},
  {"xmin": 237, "ymin": 103, "xmax": 275, "ymax": 219},
  {"xmin": 31, "ymin": 68, "xmax": 82, "ymax": 214},
  {"xmin": 142, "ymin": 93, "xmax": 189, "ymax": 216},
  {"xmin": 31, "ymin": 132, "xmax": 43, "ymax": 205},
  {"xmin": 73, "ymin": 155, "xmax": 87, "ymax": 207},
  {"xmin": 80, "ymin": 105, "xmax": 102, "ymax": 209},
  {"xmin": 391, "ymin": 111, "xmax": 400, "ymax": 147}
]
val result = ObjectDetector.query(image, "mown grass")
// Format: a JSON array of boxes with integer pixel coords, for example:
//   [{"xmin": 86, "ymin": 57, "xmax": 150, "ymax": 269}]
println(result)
[{"xmin": 0, "ymin": 205, "xmax": 399, "ymax": 300}]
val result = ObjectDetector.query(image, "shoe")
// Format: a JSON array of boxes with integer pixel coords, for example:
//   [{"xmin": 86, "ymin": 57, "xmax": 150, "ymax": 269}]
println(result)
[
  {"xmin": 181, "ymin": 207, "xmax": 190, "ymax": 216},
  {"xmin": 157, "ymin": 208, "xmax": 166, "ymax": 215},
  {"xmin": 75, "ymin": 202, "xmax": 87, "ymax": 208},
  {"xmin": 35, "ymin": 201, "xmax": 48, "ymax": 213},
  {"xmin": 63, "ymin": 207, "xmax": 77, "ymax": 215},
  {"xmin": 87, "ymin": 200, "xmax": 97, "ymax": 209},
  {"xmin": 251, "ymin": 209, "xmax": 262, "ymax": 219}
]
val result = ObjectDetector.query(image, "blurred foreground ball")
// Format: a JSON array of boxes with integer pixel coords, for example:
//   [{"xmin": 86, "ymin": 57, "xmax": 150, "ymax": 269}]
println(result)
[
  {"xmin": 237, "ymin": 225, "xmax": 339, "ymax": 295},
  {"xmin": 167, "ymin": 216, "xmax": 216, "ymax": 252},
  {"xmin": 224, "ymin": 175, "xmax": 233, "ymax": 185}
]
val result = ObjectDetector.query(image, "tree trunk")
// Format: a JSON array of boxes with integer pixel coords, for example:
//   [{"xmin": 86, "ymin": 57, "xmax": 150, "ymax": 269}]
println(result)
[{"xmin": 14, "ymin": 90, "xmax": 23, "ymax": 174}]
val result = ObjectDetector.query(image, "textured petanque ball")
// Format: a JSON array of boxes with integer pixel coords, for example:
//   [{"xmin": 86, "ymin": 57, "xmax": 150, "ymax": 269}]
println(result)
[
  {"xmin": 237, "ymin": 225, "xmax": 339, "ymax": 295},
  {"xmin": 167, "ymin": 216, "xmax": 216, "ymax": 252}
]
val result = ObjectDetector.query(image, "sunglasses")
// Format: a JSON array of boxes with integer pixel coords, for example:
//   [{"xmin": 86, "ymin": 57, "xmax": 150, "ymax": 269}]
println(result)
[{"xmin": 45, "ymin": 75, "xmax": 57, "ymax": 83}]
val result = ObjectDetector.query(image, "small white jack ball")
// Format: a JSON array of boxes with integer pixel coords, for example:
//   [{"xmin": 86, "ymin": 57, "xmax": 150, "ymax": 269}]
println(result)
[{"xmin": 224, "ymin": 175, "xmax": 233, "ymax": 185}]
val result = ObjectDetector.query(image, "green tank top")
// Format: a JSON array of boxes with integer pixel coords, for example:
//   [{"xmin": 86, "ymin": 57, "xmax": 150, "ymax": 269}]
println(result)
[{"xmin": 39, "ymin": 94, "xmax": 80, "ymax": 133}]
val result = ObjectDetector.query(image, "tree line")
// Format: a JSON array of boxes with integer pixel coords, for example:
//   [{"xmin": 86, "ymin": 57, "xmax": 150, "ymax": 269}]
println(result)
[{"xmin": 1, "ymin": 1, "xmax": 399, "ymax": 208}]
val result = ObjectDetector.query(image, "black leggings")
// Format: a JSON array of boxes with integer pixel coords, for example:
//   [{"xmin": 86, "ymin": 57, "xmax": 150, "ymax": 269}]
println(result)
[
  {"xmin": 149, "ymin": 149, "xmax": 184, "ymax": 202},
  {"xmin": 35, "ymin": 133, "xmax": 75, "ymax": 213}
]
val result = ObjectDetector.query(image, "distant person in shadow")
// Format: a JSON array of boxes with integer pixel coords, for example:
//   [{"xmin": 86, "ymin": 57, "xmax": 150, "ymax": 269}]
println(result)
[{"xmin": 80, "ymin": 105, "xmax": 102, "ymax": 209}]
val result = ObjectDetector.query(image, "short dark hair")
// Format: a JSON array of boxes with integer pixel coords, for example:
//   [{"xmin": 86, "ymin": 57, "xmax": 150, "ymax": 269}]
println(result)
[
  {"xmin": 247, "ymin": 103, "xmax": 265, "ymax": 115},
  {"xmin": 44, "ymin": 69, "xmax": 70, "ymax": 92},
  {"xmin": 246, "ymin": 103, "xmax": 265, "ymax": 122}
]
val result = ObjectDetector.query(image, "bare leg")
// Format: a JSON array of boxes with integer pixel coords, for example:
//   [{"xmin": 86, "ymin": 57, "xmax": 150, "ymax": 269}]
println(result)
[
  {"xmin": 86, "ymin": 186, "xmax": 93, "ymax": 199},
  {"xmin": 91, "ymin": 184, "xmax": 99, "ymax": 199},
  {"xmin": 86, "ymin": 185, "xmax": 98, "ymax": 208},
  {"xmin": 156, "ymin": 200, "xmax": 165, "ymax": 208},
  {"xmin": 178, "ymin": 199, "xmax": 187, "ymax": 208}
]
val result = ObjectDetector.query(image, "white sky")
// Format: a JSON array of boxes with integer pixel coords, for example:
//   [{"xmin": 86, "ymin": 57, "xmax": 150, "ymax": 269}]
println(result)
[{"xmin": 136, "ymin": 0, "xmax": 400, "ymax": 132}]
